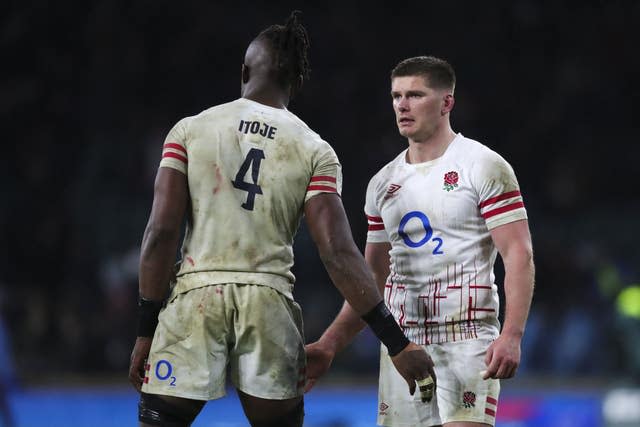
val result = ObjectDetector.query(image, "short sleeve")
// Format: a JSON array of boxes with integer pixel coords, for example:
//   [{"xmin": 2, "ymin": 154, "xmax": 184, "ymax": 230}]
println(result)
[
  {"xmin": 476, "ymin": 152, "xmax": 528, "ymax": 230},
  {"xmin": 159, "ymin": 118, "xmax": 189, "ymax": 174},
  {"xmin": 365, "ymin": 177, "xmax": 389, "ymax": 243},
  {"xmin": 304, "ymin": 146, "xmax": 343, "ymax": 202}
]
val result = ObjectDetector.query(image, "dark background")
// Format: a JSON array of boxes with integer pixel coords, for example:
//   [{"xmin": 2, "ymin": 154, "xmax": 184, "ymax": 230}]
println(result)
[{"xmin": 1, "ymin": 1, "xmax": 639, "ymax": 387}]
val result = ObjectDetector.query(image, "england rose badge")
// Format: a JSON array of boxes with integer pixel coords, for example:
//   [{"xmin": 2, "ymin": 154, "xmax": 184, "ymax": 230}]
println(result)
[{"xmin": 443, "ymin": 171, "xmax": 459, "ymax": 191}]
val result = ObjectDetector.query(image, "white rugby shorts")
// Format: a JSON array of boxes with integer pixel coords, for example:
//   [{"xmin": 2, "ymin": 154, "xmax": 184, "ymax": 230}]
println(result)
[
  {"xmin": 142, "ymin": 282, "xmax": 306, "ymax": 401},
  {"xmin": 378, "ymin": 338, "xmax": 500, "ymax": 426}
]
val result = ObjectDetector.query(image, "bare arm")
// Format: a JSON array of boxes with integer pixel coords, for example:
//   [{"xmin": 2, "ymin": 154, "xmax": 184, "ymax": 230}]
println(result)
[
  {"xmin": 139, "ymin": 167, "xmax": 189, "ymax": 300},
  {"xmin": 129, "ymin": 167, "xmax": 188, "ymax": 391},
  {"xmin": 304, "ymin": 194, "xmax": 435, "ymax": 396},
  {"xmin": 483, "ymin": 219, "xmax": 535, "ymax": 379},
  {"xmin": 303, "ymin": 193, "xmax": 383, "ymax": 315}
]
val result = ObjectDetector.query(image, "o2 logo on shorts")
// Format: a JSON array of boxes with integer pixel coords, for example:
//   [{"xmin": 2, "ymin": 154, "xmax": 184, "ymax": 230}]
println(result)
[
  {"xmin": 398, "ymin": 211, "xmax": 444, "ymax": 254},
  {"xmin": 155, "ymin": 360, "xmax": 177, "ymax": 387}
]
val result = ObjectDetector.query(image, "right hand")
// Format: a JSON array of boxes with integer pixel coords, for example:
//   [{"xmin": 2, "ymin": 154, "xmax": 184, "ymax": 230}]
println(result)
[
  {"xmin": 128, "ymin": 336, "xmax": 153, "ymax": 392},
  {"xmin": 390, "ymin": 342, "xmax": 436, "ymax": 402},
  {"xmin": 304, "ymin": 340, "xmax": 336, "ymax": 392}
]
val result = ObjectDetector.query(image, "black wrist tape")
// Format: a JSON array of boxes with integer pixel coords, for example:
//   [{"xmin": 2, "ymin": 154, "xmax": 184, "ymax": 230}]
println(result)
[
  {"xmin": 137, "ymin": 297, "xmax": 163, "ymax": 338},
  {"xmin": 362, "ymin": 301, "xmax": 410, "ymax": 357}
]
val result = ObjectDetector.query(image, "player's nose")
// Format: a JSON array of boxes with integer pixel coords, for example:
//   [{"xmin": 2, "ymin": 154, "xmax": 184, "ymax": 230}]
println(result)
[{"xmin": 397, "ymin": 97, "xmax": 410, "ymax": 111}]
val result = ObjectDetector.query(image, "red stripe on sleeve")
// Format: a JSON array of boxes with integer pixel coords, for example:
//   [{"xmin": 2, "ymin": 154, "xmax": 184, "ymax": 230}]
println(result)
[
  {"xmin": 481, "ymin": 201, "xmax": 525, "ymax": 219},
  {"xmin": 368, "ymin": 224, "xmax": 385, "ymax": 231},
  {"xmin": 485, "ymin": 408, "xmax": 496, "ymax": 417},
  {"xmin": 307, "ymin": 185, "xmax": 337, "ymax": 192},
  {"xmin": 310, "ymin": 175, "xmax": 337, "ymax": 183},
  {"xmin": 478, "ymin": 190, "xmax": 521, "ymax": 208},
  {"xmin": 162, "ymin": 152, "xmax": 188, "ymax": 164},
  {"xmin": 486, "ymin": 396, "xmax": 497, "ymax": 405},
  {"xmin": 163, "ymin": 142, "xmax": 187, "ymax": 155},
  {"xmin": 366, "ymin": 215, "xmax": 383, "ymax": 223}
]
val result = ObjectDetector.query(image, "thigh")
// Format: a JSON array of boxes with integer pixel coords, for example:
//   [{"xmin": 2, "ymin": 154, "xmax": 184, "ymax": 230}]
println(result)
[
  {"xmin": 229, "ymin": 284, "xmax": 306, "ymax": 400},
  {"xmin": 433, "ymin": 339, "xmax": 500, "ymax": 426},
  {"xmin": 377, "ymin": 345, "xmax": 441, "ymax": 427},
  {"xmin": 143, "ymin": 285, "xmax": 231, "ymax": 400}
]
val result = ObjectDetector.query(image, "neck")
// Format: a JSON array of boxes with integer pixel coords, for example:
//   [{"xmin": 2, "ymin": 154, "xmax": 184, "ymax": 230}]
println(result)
[
  {"xmin": 242, "ymin": 83, "xmax": 289, "ymax": 109},
  {"xmin": 406, "ymin": 124, "xmax": 456, "ymax": 164}
]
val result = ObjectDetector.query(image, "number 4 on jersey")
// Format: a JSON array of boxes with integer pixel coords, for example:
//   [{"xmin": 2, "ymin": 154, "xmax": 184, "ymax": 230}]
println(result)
[{"xmin": 232, "ymin": 148, "xmax": 265, "ymax": 211}]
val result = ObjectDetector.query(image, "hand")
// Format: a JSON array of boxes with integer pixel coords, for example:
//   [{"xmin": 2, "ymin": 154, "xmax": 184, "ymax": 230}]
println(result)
[
  {"xmin": 483, "ymin": 333, "xmax": 521, "ymax": 380},
  {"xmin": 304, "ymin": 340, "xmax": 336, "ymax": 392},
  {"xmin": 390, "ymin": 342, "xmax": 436, "ymax": 402},
  {"xmin": 129, "ymin": 337, "xmax": 153, "ymax": 392}
]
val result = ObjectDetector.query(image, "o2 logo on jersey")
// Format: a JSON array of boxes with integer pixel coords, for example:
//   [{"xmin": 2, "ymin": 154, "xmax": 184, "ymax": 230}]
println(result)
[
  {"xmin": 398, "ymin": 211, "xmax": 444, "ymax": 254},
  {"xmin": 155, "ymin": 359, "xmax": 177, "ymax": 387}
]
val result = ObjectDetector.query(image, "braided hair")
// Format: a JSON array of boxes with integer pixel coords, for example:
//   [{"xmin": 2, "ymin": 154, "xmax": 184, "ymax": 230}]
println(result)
[{"xmin": 257, "ymin": 10, "xmax": 311, "ymax": 96}]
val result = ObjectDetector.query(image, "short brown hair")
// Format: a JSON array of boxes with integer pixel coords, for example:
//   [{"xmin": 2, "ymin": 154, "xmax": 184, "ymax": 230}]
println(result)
[{"xmin": 391, "ymin": 56, "xmax": 456, "ymax": 91}]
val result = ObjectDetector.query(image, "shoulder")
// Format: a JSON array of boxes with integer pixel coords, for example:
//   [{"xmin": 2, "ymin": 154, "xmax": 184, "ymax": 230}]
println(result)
[
  {"xmin": 169, "ymin": 101, "xmax": 238, "ymax": 132},
  {"xmin": 454, "ymin": 135, "xmax": 513, "ymax": 171},
  {"xmin": 279, "ymin": 110, "xmax": 339, "ymax": 159},
  {"xmin": 283, "ymin": 110, "xmax": 326, "ymax": 141},
  {"xmin": 191, "ymin": 99, "xmax": 244, "ymax": 122}
]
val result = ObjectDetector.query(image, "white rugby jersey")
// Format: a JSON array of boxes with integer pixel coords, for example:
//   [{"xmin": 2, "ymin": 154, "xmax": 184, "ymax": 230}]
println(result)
[
  {"xmin": 159, "ymin": 98, "xmax": 342, "ymax": 299},
  {"xmin": 365, "ymin": 134, "xmax": 527, "ymax": 344}
]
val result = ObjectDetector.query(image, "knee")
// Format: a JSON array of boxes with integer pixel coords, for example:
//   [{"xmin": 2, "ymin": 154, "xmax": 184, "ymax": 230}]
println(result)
[{"xmin": 138, "ymin": 392, "xmax": 198, "ymax": 427}]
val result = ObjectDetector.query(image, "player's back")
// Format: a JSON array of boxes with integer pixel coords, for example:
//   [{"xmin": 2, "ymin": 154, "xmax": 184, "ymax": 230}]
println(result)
[{"xmin": 159, "ymin": 98, "xmax": 341, "ymax": 298}]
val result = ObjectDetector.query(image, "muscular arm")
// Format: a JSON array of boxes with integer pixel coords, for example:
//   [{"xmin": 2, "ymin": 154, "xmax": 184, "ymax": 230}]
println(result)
[
  {"xmin": 139, "ymin": 167, "xmax": 189, "ymax": 301},
  {"xmin": 484, "ymin": 219, "xmax": 535, "ymax": 379},
  {"xmin": 304, "ymin": 194, "xmax": 384, "ymax": 315},
  {"xmin": 304, "ymin": 195, "xmax": 435, "ymax": 395},
  {"xmin": 129, "ymin": 167, "xmax": 188, "ymax": 391}
]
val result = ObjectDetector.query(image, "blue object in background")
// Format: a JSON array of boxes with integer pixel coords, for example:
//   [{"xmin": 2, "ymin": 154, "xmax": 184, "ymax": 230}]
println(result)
[{"xmin": 7, "ymin": 385, "xmax": 603, "ymax": 427}]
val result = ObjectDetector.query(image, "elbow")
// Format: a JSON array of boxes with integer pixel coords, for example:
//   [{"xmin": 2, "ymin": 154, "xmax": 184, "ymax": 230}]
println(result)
[{"xmin": 141, "ymin": 223, "xmax": 180, "ymax": 257}]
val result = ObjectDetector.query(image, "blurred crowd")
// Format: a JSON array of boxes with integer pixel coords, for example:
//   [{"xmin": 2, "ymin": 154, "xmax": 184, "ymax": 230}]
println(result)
[{"xmin": 1, "ymin": 1, "xmax": 639, "ymax": 391}]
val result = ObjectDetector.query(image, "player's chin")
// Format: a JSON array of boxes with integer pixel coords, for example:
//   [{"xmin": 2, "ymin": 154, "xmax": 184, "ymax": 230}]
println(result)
[{"xmin": 397, "ymin": 127, "xmax": 412, "ymax": 138}]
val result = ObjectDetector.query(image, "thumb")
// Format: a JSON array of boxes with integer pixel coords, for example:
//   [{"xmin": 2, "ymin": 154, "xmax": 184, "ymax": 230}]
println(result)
[
  {"xmin": 484, "ymin": 343, "xmax": 494, "ymax": 366},
  {"xmin": 304, "ymin": 378, "xmax": 316, "ymax": 393},
  {"xmin": 406, "ymin": 377, "xmax": 416, "ymax": 395}
]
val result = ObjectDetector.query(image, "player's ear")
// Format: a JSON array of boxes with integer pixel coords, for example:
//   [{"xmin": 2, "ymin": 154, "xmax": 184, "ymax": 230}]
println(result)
[
  {"xmin": 242, "ymin": 64, "xmax": 250, "ymax": 84},
  {"xmin": 441, "ymin": 93, "xmax": 455, "ymax": 115}
]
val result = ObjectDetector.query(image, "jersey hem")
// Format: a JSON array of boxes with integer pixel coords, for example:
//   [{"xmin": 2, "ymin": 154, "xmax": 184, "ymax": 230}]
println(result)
[{"xmin": 173, "ymin": 270, "xmax": 294, "ymax": 300}]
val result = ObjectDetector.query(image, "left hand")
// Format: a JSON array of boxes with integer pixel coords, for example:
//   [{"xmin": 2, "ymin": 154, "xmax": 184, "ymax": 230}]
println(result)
[
  {"xmin": 482, "ymin": 333, "xmax": 521, "ymax": 380},
  {"xmin": 128, "ymin": 337, "xmax": 153, "ymax": 392}
]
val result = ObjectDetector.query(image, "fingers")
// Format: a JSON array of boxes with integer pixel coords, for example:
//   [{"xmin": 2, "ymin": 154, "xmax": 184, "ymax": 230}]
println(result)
[
  {"xmin": 427, "ymin": 362, "xmax": 437, "ymax": 390},
  {"xmin": 304, "ymin": 378, "xmax": 316, "ymax": 393},
  {"xmin": 128, "ymin": 352, "xmax": 145, "ymax": 392},
  {"xmin": 484, "ymin": 343, "xmax": 494, "ymax": 366},
  {"xmin": 482, "ymin": 358, "xmax": 518, "ymax": 380},
  {"xmin": 483, "ymin": 358, "xmax": 500, "ymax": 380},
  {"xmin": 129, "ymin": 363, "xmax": 143, "ymax": 392},
  {"xmin": 417, "ymin": 376, "xmax": 435, "ymax": 403}
]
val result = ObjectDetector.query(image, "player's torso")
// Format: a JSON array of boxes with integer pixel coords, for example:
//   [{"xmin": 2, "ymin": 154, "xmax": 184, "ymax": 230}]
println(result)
[
  {"xmin": 181, "ymin": 100, "xmax": 316, "ymax": 281},
  {"xmin": 373, "ymin": 141, "xmax": 500, "ymax": 343},
  {"xmin": 377, "ymin": 155, "xmax": 495, "ymax": 282}
]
